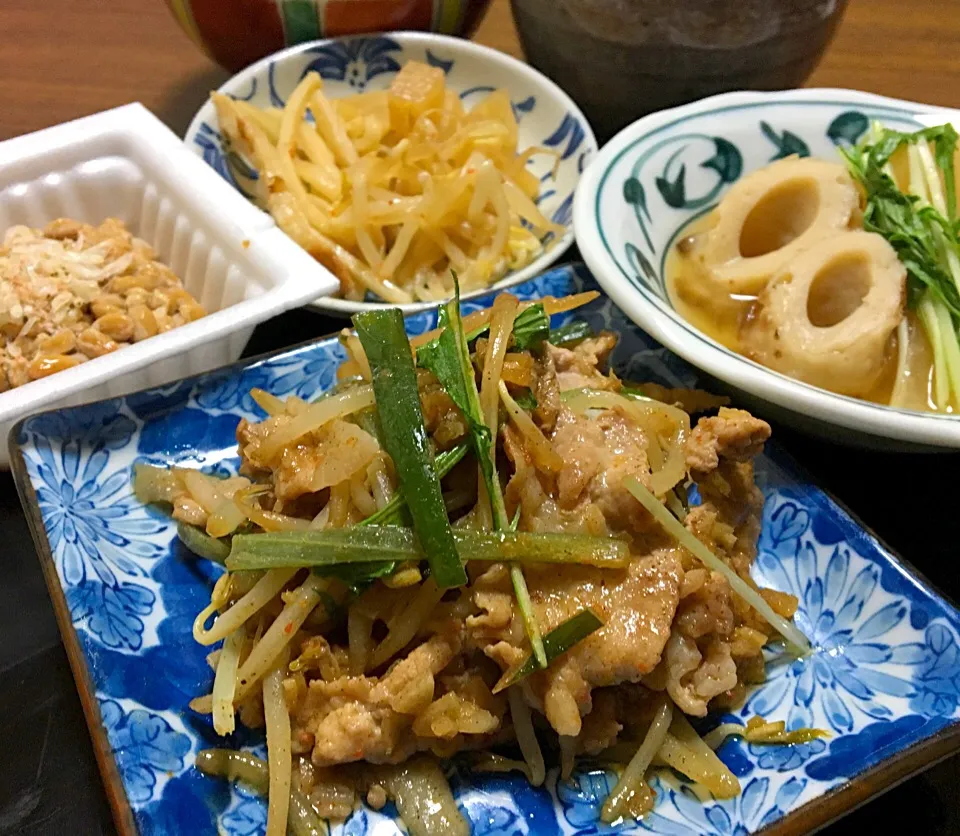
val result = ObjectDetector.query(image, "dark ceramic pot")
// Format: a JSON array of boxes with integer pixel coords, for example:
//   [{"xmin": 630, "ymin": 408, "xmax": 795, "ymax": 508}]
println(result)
[{"xmin": 510, "ymin": 0, "xmax": 849, "ymax": 140}]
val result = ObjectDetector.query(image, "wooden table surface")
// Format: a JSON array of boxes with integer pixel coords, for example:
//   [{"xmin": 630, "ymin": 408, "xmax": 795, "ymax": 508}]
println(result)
[
  {"xmin": 1, "ymin": 0, "xmax": 960, "ymax": 141},
  {"xmin": 1, "ymin": 2, "xmax": 959, "ymax": 836}
]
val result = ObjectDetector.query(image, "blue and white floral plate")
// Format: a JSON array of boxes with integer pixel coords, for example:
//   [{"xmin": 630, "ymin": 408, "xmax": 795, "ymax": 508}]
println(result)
[
  {"xmin": 11, "ymin": 263, "xmax": 960, "ymax": 836},
  {"xmin": 184, "ymin": 32, "xmax": 596, "ymax": 316},
  {"xmin": 573, "ymin": 89, "xmax": 960, "ymax": 450}
]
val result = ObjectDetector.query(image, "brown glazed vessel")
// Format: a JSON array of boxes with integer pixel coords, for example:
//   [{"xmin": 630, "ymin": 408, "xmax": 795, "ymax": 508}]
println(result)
[{"xmin": 510, "ymin": 0, "xmax": 850, "ymax": 140}]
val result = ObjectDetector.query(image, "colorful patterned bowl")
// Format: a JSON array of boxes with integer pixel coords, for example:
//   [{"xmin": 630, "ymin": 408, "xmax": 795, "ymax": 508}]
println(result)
[
  {"xmin": 164, "ymin": 0, "xmax": 491, "ymax": 71},
  {"xmin": 573, "ymin": 88, "xmax": 960, "ymax": 451},
  {"xmin": 184, "ymin": 32, "xmax": 596, "ymax": 314}
]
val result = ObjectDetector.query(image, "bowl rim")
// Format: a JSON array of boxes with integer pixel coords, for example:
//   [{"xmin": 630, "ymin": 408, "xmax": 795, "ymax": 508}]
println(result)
[
  {"xmin": 573, "ymin": 87, "xmax": 960, "ymax": 448},
  {"xmin": 184, "ymin": 30, "xmax": 598, "ymax": 316}
]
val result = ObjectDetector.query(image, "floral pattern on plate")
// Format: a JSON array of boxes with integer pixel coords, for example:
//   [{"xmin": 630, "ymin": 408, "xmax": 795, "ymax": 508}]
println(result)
[{"xmin": 12, "ymin": 264, "xmax": 960, "ymax": 835}]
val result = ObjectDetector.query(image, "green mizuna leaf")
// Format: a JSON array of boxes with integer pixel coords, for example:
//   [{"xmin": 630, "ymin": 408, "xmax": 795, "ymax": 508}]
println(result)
[
  {"xmin": 511, "ymin": 303, "xmax": 550, "ymax": 351},
  {"xmin": 493, "ymin": 609, "xmax": 604, "ymax": 692},
  {"xmin": 840, "ymin": 123, "xmax": 960, "ymax": 315}
]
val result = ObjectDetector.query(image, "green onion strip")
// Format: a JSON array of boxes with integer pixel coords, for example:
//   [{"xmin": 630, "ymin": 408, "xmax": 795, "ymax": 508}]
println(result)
[
  {"xmin": 419, "ymin": 279, "xmax": 548, "ymax": 667},
  {"xmin": 354, "ymin": 309, "xmax": 467, "ymax": 589},
  {"xmin": 361, "ymin": 442, "xmax": 469, "ymax": 527},
  {"xmin": 226, "ymin": 526, "xmax": 629, "ymax": 572},
  {"xmin": 493, "ymin": 608, "xmax": 603, "ymax": 692}
]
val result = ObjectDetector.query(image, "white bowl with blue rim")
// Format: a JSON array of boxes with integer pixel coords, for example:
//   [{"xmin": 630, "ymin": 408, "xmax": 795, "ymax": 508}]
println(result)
[
  {"xmin": 573, "ymin": 89, "xmax": 960, "ymax": 450},
  {"xmin": 185, "ymin": 31, "xmax": 596, "ymax": 315}
]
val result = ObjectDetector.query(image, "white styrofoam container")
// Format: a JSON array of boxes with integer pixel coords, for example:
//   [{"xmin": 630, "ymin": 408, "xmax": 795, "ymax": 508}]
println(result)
[{"xmin": 0, "ymin": 103, "xmax": 339, "ymax": 465}]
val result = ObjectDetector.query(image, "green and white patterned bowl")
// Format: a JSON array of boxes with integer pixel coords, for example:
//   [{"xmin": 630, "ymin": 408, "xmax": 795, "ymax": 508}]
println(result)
[{"xmin": 573, "ymin": 89, "xmax": 960, "ymax": 449}]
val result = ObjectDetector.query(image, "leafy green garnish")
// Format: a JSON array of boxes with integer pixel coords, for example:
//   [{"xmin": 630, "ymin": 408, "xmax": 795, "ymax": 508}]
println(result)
[
  {"xmin": 511, "ymin": 303, "xmax": 550, "ymax": 351},
  {"xmin": 417, "ymin": 286, "xmax": 509, "ymax": 530},
  {"xmin": 321, "ymin": 442, "xmax": 470, "ymax": 589},
  {"xmin": 841, "ymin": 124, "xmax": 960, "ymax": 313},
  {"xmin": 493, "ymin": 609, "xmax": 604, "ymax": 692},
  {"xmin": 417, "ymin": 278, "xmax": 547, "ymax": 667},
  {"xmin": 512, "ymin": 388, "xmax": 538, "ymax": 410},
  {"xmin": 547, "ymin": 320, "xmax": 593, "ymax": 348},
  {"xmin": 460, "ymin": 303, "xmax": 549, "ymax": 350},
  {"xmin": 840, "ymin": 122, "xmax": 960, "ymax": 409},
  {"xmin": 354, "ymin": 308, "xmax": 467, "ymax": 589},
  {"xmin": 321, "ymin": 560, "xmax": 400, "ymax": 588},
  {"xmin": 361, "ymin": 442, "xmax": 469, "ymax": 527}
]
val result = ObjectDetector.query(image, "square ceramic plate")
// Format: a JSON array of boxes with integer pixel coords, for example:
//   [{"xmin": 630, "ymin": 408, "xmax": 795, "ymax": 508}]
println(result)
[{"xmin": 11, "ymin": 264, "xmax": 960, "ymax": 836}]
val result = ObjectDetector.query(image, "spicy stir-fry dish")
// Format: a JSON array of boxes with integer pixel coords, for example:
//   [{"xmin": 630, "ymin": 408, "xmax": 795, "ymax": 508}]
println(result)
[
  {"xmin": 136, "ymin": 287, "xmax": 819, "ymax": 835},
  {"xmin": 213, "ymin": 61, "xmax": 562, "ymax": 304}
]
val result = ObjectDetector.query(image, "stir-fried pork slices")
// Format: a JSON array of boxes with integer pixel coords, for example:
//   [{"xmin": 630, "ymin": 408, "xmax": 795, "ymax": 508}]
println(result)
[{"xmin": 232, "ymin": 331, "xmax": 780, "ymax": 767}]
